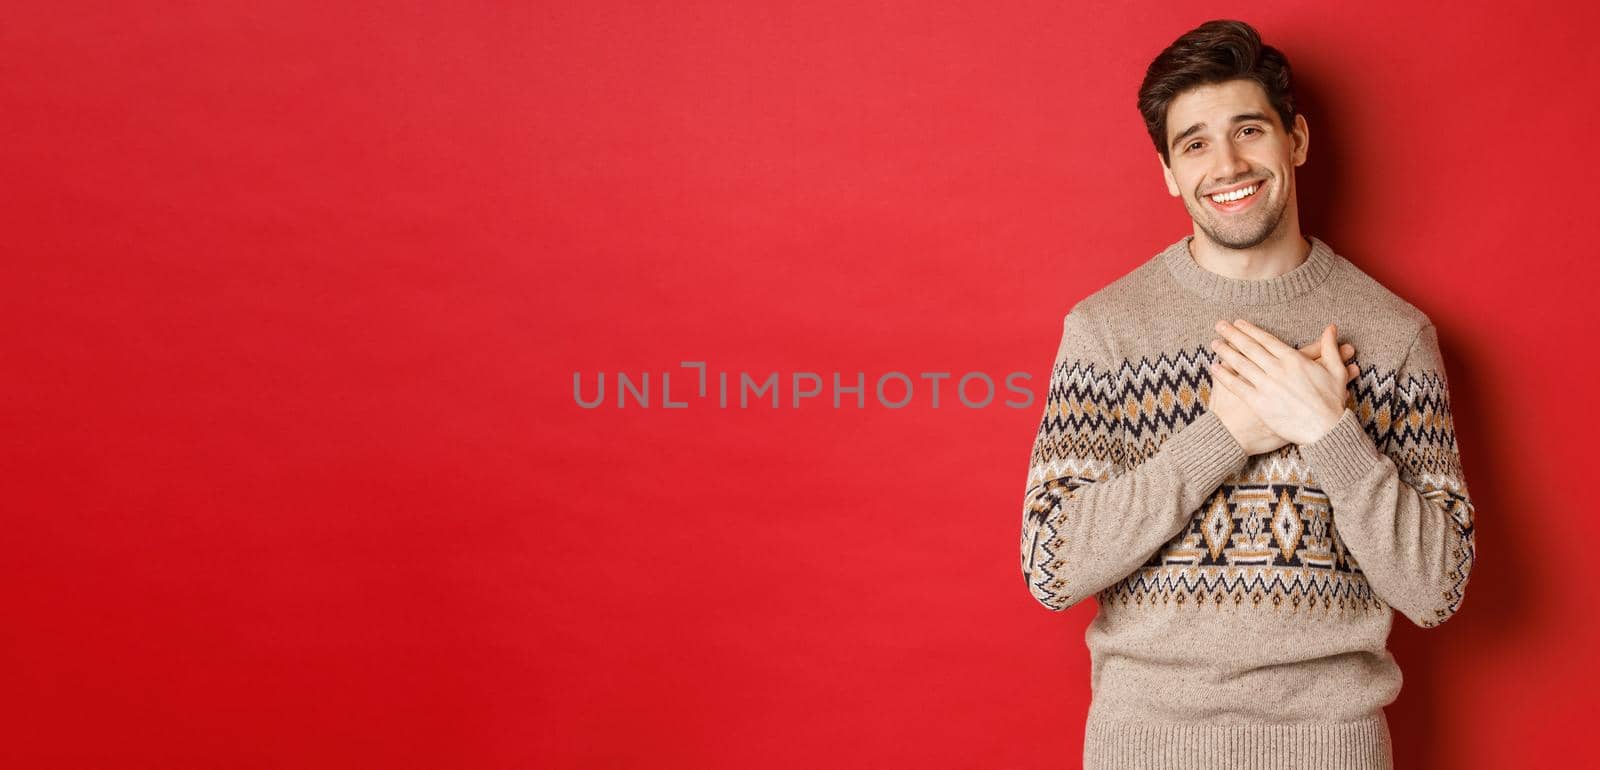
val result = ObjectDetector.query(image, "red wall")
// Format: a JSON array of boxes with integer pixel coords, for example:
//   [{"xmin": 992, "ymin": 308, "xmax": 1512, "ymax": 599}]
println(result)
[{"xmin": 3, "ymin": 3, "xmax": 1595, "ymax": 768}]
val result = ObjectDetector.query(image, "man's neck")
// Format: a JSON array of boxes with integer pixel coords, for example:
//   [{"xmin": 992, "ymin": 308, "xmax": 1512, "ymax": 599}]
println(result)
[{"xmin": 1187, "ymin": 228, "xmax": 1312, "ymax": 281}]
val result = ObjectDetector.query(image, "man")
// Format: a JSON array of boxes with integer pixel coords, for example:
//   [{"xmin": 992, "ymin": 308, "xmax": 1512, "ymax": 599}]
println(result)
[{"xmin": 1018, "ymin": 19, "xmax": 1476, "ymax": 770}]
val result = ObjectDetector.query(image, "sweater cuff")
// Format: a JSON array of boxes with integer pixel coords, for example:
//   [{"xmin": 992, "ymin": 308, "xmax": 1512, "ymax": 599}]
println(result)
[
  {"xmin": 1164, "ymin": 410, "xmax": 1249, "ymax": 492},
  {"xmin": 1297, "ymin": 407, "xmax": 1385, "ymax": 490}
]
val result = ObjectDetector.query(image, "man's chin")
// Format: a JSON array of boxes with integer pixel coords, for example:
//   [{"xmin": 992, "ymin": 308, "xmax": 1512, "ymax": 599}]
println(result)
[{"xmin": 1202, "ymin": 222, "xmax": 1273, "ymax": 251}]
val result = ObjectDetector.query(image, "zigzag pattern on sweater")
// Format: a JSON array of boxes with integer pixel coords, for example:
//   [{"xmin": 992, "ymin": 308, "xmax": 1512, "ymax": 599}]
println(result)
[
  {"xmin": 1099, "ymin": 559, "xmax": 1383, "ymax": 613},
  {"xmin": 1385, "ymin": 367, "xmax": 1475, "ymax": 626},
  {"xmin": 1023, "ymin": 341, "xmax": 1473, "ymax": 621},
  {"xmin": 1022, "ymin": 354, "xmax": 1120, "ymax": 609},
  {"xmin": 1104, "ymin": 346, "xmax": 1393, "ymax": 617}
]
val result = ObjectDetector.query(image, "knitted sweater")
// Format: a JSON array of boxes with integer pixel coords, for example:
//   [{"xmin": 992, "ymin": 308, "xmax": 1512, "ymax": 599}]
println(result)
[{"xmin": 1019, "ymin": 234, "xmax": 1476, "ymax": 770}]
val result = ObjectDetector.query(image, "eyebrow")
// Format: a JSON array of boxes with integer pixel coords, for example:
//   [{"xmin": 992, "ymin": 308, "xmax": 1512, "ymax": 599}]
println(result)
[{"xmin": 1169, "ymin": 112, "xmax": 1273, "ymax": 151}]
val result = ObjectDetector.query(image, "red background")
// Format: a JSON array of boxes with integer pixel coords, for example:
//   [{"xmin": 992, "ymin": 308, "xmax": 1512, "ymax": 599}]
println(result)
[{"xmin": 3, "ymin": 3, "xmax": 1596, "ymax": 768}]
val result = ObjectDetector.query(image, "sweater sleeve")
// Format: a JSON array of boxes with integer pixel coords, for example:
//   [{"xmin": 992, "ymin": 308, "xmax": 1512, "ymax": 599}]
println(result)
[
  {"xmin": 1021, "ymin": 307, "xmax": 1249, "ymax": 611},
  {"xmin": 1297, "ymin": 323, "xmax": 1477, "ymax": 628}
]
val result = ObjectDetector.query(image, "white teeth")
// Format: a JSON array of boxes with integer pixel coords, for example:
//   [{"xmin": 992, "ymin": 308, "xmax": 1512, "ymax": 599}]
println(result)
[{"xmin": 1210, "ymin": 184, "xmax": 1258, "ymax": 203}]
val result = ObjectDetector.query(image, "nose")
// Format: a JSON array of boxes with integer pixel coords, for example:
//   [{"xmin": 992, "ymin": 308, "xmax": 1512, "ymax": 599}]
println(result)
[{"xmin": 1213, "ymin": 140, "xmax": 1251, "ymax": 182}]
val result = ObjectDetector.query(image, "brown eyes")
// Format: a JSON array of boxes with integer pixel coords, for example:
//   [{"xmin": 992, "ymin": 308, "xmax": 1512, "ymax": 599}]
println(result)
[{"xmin": 1184, "ymin": 127, "xmax": 1263, "ymax": 153}]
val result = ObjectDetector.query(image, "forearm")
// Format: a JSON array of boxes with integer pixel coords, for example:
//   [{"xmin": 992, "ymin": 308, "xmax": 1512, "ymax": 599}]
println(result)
[
  {"xmin": 1023, "ymin": 410, "xmax": 1248, "ymax": 611},
  {"xmin": 1299, "ymin": 407, "xmax": 1477, "ymax": 627}
]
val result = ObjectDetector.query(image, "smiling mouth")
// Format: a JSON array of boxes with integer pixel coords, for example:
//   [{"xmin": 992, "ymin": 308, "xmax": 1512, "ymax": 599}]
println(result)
[{"xmin": 1205, "ymin": 180, "xmax": 1265, "ymax": 211}]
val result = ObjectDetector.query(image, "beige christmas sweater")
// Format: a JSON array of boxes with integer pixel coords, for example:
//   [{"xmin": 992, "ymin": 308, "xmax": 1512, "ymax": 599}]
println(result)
[{"xmin": 1019, "ymin": 234, "xmax": 1477, "ymax": 770}]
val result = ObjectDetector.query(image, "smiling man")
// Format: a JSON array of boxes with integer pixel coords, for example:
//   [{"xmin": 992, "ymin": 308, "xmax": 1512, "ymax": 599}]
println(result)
[{"xmin": 1018, "ymin": 19, "xmax": 1477, "ymax": 770}]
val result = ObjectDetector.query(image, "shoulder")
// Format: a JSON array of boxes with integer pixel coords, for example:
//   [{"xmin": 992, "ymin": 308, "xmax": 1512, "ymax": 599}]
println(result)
[
  {"xmin": 1313, "ymin": 240, "xmax": 1448, "ymax": 376},
  {"xmin": 1063, "ymin": 245, "xmax": 1172, "ymax": 332},
  {"xmin": 1051, "ymin": 253, "xmax": 1166, "ymax": 370},
  {"xmin": 1322, "ymin": 241, "xmax": 1433, "ymax": 330}
]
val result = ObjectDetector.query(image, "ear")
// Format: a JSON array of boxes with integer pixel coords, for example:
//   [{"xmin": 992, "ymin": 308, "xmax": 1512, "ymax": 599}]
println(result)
[
  {"xmin": 1291, "ymin": 113, "xmax": 1310, "ymax": 167},
  {"xmin": 1160, "ymin": 152, "xmax": 1179, "ymax": 197}
]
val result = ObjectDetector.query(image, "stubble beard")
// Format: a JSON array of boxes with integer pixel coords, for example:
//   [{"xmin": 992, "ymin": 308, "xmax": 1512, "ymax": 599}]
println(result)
[{"xmin": 1189, "ymin": 178, "xmax": 1288, "ymax": 251}]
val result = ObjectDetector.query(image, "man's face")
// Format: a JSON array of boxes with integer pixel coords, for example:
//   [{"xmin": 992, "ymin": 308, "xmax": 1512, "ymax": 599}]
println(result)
[{"xmin": 1160, "ymin": 79, "xmax": 1308, "ymax": 250}]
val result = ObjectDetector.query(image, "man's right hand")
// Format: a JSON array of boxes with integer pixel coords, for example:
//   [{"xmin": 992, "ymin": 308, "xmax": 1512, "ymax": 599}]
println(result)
[{"xmin": 1208, "ymin": 333, "xmax": 1359, "ymax": 456}]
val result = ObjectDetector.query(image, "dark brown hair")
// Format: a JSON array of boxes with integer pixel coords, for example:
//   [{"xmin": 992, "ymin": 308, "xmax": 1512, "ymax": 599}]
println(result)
[{"xmin": 1138, "ymin": 20, "xmax": 1297, "ymax": 167}]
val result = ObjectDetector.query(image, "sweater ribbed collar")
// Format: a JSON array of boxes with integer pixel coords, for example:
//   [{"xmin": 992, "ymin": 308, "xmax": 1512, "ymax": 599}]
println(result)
[{"xmin": 1160, "ymin": 234, "xmax": 1337, "ymax": 305}]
